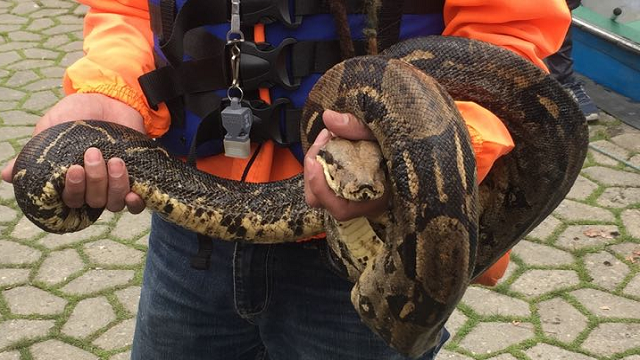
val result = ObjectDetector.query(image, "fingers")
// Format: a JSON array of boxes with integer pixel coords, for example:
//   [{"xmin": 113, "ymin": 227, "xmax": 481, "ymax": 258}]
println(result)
[
  {"xmin": 61, "ymin": 148, "xmax": 145, "ymax": 213},
  {"xmin": 322, "ymin": 110, "xmax": 375, "ymax": 141},
  {"xmin": 1, "ymin": 159, "xmax": 16, "ymax": 183}
]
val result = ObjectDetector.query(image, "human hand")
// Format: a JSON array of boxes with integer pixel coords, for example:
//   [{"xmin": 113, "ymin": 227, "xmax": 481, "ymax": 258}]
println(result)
[
  {"xmin": 304, "ymin": 110, "xmax": 389, "ymax": 221},
  {"xmin": 1, "ymin": 93, "xmax": 146, "ymax": 214}
]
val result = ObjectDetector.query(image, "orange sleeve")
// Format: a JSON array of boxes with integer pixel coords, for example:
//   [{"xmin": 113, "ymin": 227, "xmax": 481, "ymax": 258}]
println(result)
[
  {"xmin": 443, "ymin": 0, "xmax": 571, "ymax": 71},
  {"xmin": 62, "ymin": 0, "xmax": 170, "ymax": 137}
]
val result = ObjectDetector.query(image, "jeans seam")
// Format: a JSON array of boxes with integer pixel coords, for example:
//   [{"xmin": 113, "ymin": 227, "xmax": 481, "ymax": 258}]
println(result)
[{"xmin": 241, "ymin": 244, "xmax": 272, "ymax": 317}]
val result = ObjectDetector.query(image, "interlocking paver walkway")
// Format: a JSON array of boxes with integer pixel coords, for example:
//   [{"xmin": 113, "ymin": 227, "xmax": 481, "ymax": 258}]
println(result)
[{"xmin": 0, "ymin": 1, "xmax": 639, "ymax": 359}]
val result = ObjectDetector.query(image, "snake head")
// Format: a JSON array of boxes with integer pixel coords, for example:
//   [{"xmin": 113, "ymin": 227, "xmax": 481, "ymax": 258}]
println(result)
[{"xmin": 316, "ymin": 138, "xmax": 387, "ymax": 201}]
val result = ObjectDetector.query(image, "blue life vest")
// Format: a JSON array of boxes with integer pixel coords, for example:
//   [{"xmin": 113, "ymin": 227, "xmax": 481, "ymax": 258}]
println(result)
[{"xmin": 139, "ymin": 0, "xmax": 446, "ymax": 162}]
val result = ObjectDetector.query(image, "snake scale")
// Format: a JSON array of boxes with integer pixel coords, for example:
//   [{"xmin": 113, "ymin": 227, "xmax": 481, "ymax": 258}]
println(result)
[{"xmin": 12, "ymin": 36, "xmax": 588, "ymax": 358}]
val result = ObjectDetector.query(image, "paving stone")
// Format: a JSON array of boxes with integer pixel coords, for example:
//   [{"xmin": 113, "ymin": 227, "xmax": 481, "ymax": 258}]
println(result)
[
  {"xmin": 556, "ymin": 225, "xmax": 620, "ymax": 250},
  {"xmin": 0, "ymin": 87, "xmax": 25, "ymax": 102},
  {"xmin": 30, "ymin": 339, "xmax": 98, "ymax": 360},
  {"xmin": 23, "ymin": 48, "xmax": 60, "ymax": 60},
  {"xmin": 486, "ymin": 355, "xmax": 518, "ymax": 360},
  {"xmin": 525, "ymin": 343, "xmax": 596, "ymax": 360},
  {"xmin": 0, "ymin": 14, "xmax": 25, "ymax": 24},
  {"xmin": 56, "ymin": 14, "xmax": 84, "ymax": 25},
  {"xmin": 566, "ymin": 175, "xmax": 599, "ymax": 200},
  {"xmin": 591, "ymin": 140, "xmax": 630, "ymax": 160},
  {"xmin": 526, "ymin": 215, "xmax": 561, "ymax": 242},
  {"xmin": 26, "ymin": 18, "xmax": 55, "ymax": 31},
  {"xmin": 538, "ymin": 297, "xmax": 588, "ymax": 343},
  {"xmin": 62, "ymin": 297, "xmax": 116, "ymax": 339},
  {"xmin": 458, "ymin": 322, "xmax": 534, "ymax": 354},
  {"xmin": 10, "ymin": 1, "xmax": 40, "ymax": 15},
  {"xmin": 630, "ymin": 154, "xmax": 640, "ymax": 167},
  {"xmin": 0, "ymin": 319, "xmax": 55, "ymax": 349},
  {"xmin": 571, "ymin": 288, "xmax": 640, "ymax": 319},
  {"xmin": 61, "ymin": 269, "xmax": 135, "ymax": 295},
  {"xmin": 511, "ymin": 270, "xmax": 579, "ymax": 298},
  {"xmin": 622, "ymin": 209, "xmax": 640, "ymax": 239},
  {"xmin": 581, "ymin": 323, "xmax": 640, "ymax": 356},
  {"xmin": 0, "ymin": 240, "xmax": 41, "ymax": 265},
  {"xmin": 597, "ymin": 187, "xmax": 640, "ymax": 208},
  {"xmin": 22, "ymin": 90, "xmax": 59, "ymax": 111},
  {"xmin": 111, "ymin": 211, "xmax": 151, "ymax": 241},
  {"xmin": 582, "ymin": 166, "xmax": 640, "ymax": 187},
  {"xmin": 3, "ymin": 285, "xmax": 67, "ymax": 315},
  {"xmin": 588, "ymin": 150, "xmax": 617, "ymax": 166},
  {"xmin": 0, "ymin": 110, "xmax": 40, "ymax": 125},
  {"xmin": 59, "ymin": 50, "xmax": 84, "ymax": 68},
  {"xmin": 92, "ymin": 318, "xmax": 136, "ymax": 351},
  {"xmin": 29, "ymin": 8, "xmax": 68, "ymax": 19},
  {"xmin": 512, "ymin": 240, "xmax": 574, "ymax": 266},
  {"xmin": 0, "ymin": 351, "xmax": 20, "ymax": 360},
  {"xmin": 38, "ymin": 224, "xmax": 109, "ymax": 249},
  {"xmin": 0, "ymin": 179, "xmax": 15, "ymax": 201},
  {"xmin": 0, "ymin": 102, "xmax": 18, "ymax": 111},
  {"xmin": 23, "ymin": 78, "xmax": 62, "ymax": 92},
  {"xmin": 0, "ymin": 126, "xmax": 32, "ymax": 141},
  {"xmin": 0, "ymin": 142, "xmax": 14, "ymax": 160},
  {"xmin": 609, "ymin": 242, "xmax": 640, "ymax": 259},
  {"xmin": 0, "ymin": 51, "xmax": 21, "ymax": 68},
  {"xmin": 0, "ymin": 268, "xmax": 30, "ymax": 287},
  {"xmin": 7, "ymin": 31, "xmax": 41, "ymax": 42},
  {"xmin": 114, "ymin": 286, "xmax": 141, "ymax": 315},
  {"xmin": 39, "ymin": 66, "xmax": 66, "ymax": 79},
  {"xmin": 553, "ymin": 199, "xmax": 615, "ymax": 222},
  {"xmin": 6, "ymin": 59, "xmax": 56, "ymax": 71},
  {"xmin": 35, "ymin": 248, "xmax": 84, "ymax": 285},
  {"xmin": 625, "ymin": 274, "xmax": 640, "ymax": 297},
  {"xmin": 84, "ymin": 239, "xmax": 144, "ymax": 266},
  {"xmin": 0, "ymin": 202, "xmax": 19, "ymax": 219},
  {"xmin": 136, "ymin": 234, "xmax": 149, "ymax": 247},
  {"xmin": 4, "ymin": 70, "xmax": 38, "ymax": 87},
  {"xmin": 497, "ymin": 260, "xmax": 518, "ymax": 285},
  {"xmin": 11, "ymin": 215, "xmax": 45, "ymax": 240},
  {"xmin": 110, "ymin": 351, "xmax": 132, "ymax": 360},
  {"xmin": 461, "ymin": 287, "xmax": 529, "ymax": 317},
  {"xmin": 621, "ymin": 355, "xmax": 640, "ymax": 360},
  {"xmin": 0, "ymin": 42, "xmax": 38, "ymax": 52},
  {"xmin": 584, "ymin": 251, "xmax": 630, "ymax": 290},
  {"xmin": 59, "ymin": 40, "xmax": 83, "ymax": 52},
  {"xmin": 611, "ymin": 133, "xmax": 640, "ymax": 151},
  {"xmin": 437, "ymin": 350, "xmax": 473, "ymax": 359}
]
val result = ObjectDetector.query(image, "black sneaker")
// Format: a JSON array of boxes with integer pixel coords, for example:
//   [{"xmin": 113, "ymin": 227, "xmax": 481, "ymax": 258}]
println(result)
[{"xmin": 562, "ymin": 81, "xmax": 599, "ymax": 122}]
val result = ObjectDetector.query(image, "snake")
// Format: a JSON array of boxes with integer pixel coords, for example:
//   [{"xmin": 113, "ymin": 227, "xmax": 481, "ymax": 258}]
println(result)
[{"xmin": 12, "ymin": 36, "xmax": 588, "ymax": 358}]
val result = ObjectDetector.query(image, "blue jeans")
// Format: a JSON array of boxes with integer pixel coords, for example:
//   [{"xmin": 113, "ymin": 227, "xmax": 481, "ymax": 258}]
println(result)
[{"xmin": 132, "ymin": 214, "xmax": 449, "ymax": 360}]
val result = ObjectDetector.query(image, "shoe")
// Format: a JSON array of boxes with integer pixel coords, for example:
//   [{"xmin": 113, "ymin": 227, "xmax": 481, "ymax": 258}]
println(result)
[{"xmin": 562, "ymin": 81, "xmax": 600, "ymax": 122}]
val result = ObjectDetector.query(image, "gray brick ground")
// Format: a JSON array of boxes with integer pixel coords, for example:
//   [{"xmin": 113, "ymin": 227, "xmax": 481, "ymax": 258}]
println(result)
[
  {"xmin": 582, "ymin": 166, "xmax": 640, "ymax": 187},
  {"xmin": 115, "ymin": 286, "xmax": 141, "ymax": 315},
  {"xmin": 61, "ymin": 269, "xmax": 135, "ymax": 295},
  {"xmin": 582, "ymin": 323, "xmax": 640, "ymax": 357},
  {"xmin": 567, "ymin": 175, "xmax": 599, "ymax": 200},
  {"xmin": 525, "ymin": 343, "xmax": 597, "ymax": 360},
  {"xmin": 525, "ymin": 215, "xmax": 561, "ymax": 241},
  {"xmin": 597, "ymin": 187, "xmax": 640, "ymax": 208},
  {"xmin": 0, "ymin": 351, "xmax": 20, "ymax": 360},
  {"xmin": 37, "ymin": 224, "xmax": 109, "ymax": 249},
  {"xmin": 556, "ymin": 225, "xmax": 620, "ymax": 250},
  {"xmin": 538, "ymin": 297, "xmax": 588, "ymax": 343},
  {"xmin": 62, "ymin": 297, "xmax": 116, "ymax": 339},
  {"xmin": 459, "ymin": 322, "xmax": 534, "ymax": 354},
  {"xmin": 461, "ymin": 287, "xmax": 530, "ymax": 317},
  {"xmin": 0, "ymin": 268, "xmax": 30, "ymax": 287},
  {"xmin": 92, "ymin": 318, "xmax": 136, "ymax": 351},
  {"xmin": 584, "ymin": 251, "xmax": 630, "ymax": 290},
  {"xmin": 3, "ymin": 285, "xmax": 67, "ymax": 315},
  {"xmin": 621, "ymin": 209, "xmax": 640, "ymax": 239},
  {"xmin": 571, "ymin": 288, "xmax": 640, "ymax": 319},
  {"xmin": 553, "ymin": 199, "xmax": 615, "ymax": 222},
  {"xmin": 0, "ymin": 319, "xmax": 55, "ymax": 349},
  {"xmin": 0, "ymin": 240, "xmax": 41, "ymax": 265},
  {"xmin": 84, "ymin": 239, "xmax": 144, "ymax": 266},
  {"xmin": 30, "ymin": 339, "xmax": 98, "ymax": 360},
  {"xmin": 512, "ymin": 240, "xmax": 574, "ymax": 266},
  {"xmin": 35, "ymin": 248, "xmax": 84, "ymax": 285},
  {"xmin": 625, "ymin": 274, "xmax": 640, "ymax": 297},
  {"xmin": 511, "ymin": 270, "xmax": 580, "ymax": 298}
]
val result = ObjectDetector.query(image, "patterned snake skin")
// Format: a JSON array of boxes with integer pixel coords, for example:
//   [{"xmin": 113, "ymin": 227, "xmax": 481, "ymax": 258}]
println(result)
[{"xmin": 12, "ymin": 36, "xmax": 588, "ymax": 358}]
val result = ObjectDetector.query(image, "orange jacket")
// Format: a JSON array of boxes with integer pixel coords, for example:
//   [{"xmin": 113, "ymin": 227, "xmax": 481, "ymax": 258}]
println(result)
[{"xmin": 62, "ymin": 0, "xmax": 571, "ymax": 285}]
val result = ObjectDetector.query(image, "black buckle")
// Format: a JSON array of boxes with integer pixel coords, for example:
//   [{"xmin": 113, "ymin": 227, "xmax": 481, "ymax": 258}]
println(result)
[
  {"xmin": 242, "ymin": 0, "xmax": 302, "ymax": 28},
  {"xmin": 239, "ymin": 38, "xmax": 299, "ymax": 91}
]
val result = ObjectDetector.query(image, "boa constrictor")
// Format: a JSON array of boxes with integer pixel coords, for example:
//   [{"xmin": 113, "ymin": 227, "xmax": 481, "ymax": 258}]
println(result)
[{"xmin": 12, "ymin": 36, "xmax": 588, "ymax": 358}]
